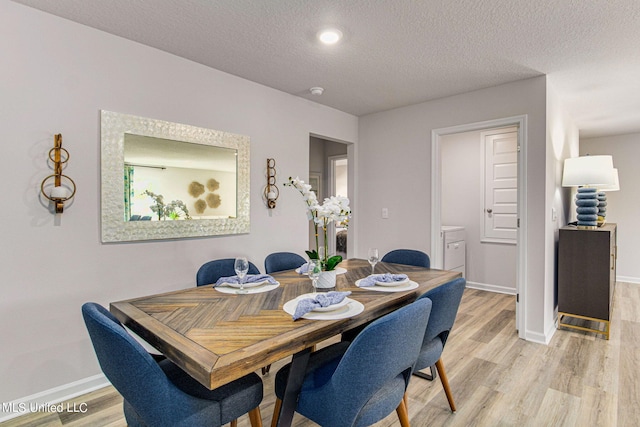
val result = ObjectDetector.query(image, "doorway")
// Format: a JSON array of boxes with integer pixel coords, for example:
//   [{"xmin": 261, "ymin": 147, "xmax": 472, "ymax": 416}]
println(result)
[
  {"xmin": 431, "ymin": 116, "xmax": 528, "ymax": 339},
  {"xmin": 309, "ymin": 136, "xmax": 350, "ymax": 259},
  {"xmin": 328, "ymin": 155, "xmax": 348, "ymax": 258}
]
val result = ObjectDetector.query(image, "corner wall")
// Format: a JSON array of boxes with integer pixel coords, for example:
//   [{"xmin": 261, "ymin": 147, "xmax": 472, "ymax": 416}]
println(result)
[{"xmin": 546, "ymin": 82, "xmax": 579, "ymax": 338}]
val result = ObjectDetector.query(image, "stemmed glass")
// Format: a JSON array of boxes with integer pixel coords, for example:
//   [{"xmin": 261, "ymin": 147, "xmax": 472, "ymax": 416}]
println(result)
[
  {"xmin": 308, "ymin": 259, "xmax": 322, "ymax": 294},
  {"xmin": 367, "ymin": 248, "xmax": 379, "ymax": 276},
  {"xmin": 234, "ymin": 257, "xmax": 249, "ymax": 294}
]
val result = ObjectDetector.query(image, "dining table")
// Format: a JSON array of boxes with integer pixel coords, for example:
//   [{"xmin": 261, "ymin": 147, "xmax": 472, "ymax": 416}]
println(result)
[{"xmin": 110, "ymin": 258, "xmax": 461, "ymax": 427}]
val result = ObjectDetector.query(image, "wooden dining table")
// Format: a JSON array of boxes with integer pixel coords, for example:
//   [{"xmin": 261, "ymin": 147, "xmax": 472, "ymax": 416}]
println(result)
[{"xmin": 110, "ymin": 258, "xmax": 461, "ymax": 427}]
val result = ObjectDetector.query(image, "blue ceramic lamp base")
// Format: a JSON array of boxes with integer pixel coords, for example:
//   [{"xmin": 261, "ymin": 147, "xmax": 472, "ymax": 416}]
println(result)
[
  {"xmin": 575, "ymin": 187, "xmax": 598, "ymax": 229},
  {"xmin": 597, "ymin": 191, "xmax": 607, "ymax": 226}
]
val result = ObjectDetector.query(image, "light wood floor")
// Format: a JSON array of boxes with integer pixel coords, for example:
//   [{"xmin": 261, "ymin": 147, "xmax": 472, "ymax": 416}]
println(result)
[{"xmin": 4, "ymin": 282, "xmax": 639, "ymax": 427}]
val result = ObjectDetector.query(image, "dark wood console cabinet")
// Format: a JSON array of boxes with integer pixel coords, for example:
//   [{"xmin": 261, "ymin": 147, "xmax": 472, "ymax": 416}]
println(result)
[{"xmin": 557, "ymin": 223, "xmax": 616, "ymax": 339}]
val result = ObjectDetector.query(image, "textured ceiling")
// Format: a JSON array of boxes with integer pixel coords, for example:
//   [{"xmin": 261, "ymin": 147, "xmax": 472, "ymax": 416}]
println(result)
[{"xmin": 13, "ymin": 0, "xmax": 640, "ymax": 138}]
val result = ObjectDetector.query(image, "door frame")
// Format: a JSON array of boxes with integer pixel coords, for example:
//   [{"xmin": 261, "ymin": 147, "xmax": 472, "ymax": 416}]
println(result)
[
  {"xmin": 327, "ymin": 154, "xmax": 348, "ymax": 257},
  {"xmin": 431, "ymin": 115, "xmax": 528, "ymax": 339},
  {"xmin": 309, "ymin": 133, "xmax": 356, "ymax": 259}
]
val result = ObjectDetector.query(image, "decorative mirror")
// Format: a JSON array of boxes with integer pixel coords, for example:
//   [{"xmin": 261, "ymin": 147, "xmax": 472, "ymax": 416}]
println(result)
[{"xmin": 101, "ymin": 110, "xmax": 250, "ymax": 242}]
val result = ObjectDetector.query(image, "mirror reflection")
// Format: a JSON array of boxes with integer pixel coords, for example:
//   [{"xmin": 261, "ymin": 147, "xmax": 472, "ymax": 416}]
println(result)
[
  {"xmin": 100, "ymin": 110, "xmax": 250, "ymax": 243},
  {"xmin": 124, "ymin": 134, "xmax": 237, "ymax": 221}
]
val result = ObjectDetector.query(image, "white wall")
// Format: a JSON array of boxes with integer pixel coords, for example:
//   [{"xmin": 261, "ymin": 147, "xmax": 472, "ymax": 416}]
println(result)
[
  {"xmin": 130, "ymin": 167, "xmax": 236, "ymax": 219},
  {"xmin": 546, "ymin": 82, "xmax": 579, "ymax": 336},
  {"xmin": 0, "ymin": 2, "xmax": 357, "ymax": 405},
  {"xmin": 580, "ymin": 132, "xmax": 640, "ymax": 282},
  {"xmin": 441, "ymin": 130, "xmax": 517, "ymax": 292},
  {"xmin": 357, "ymin": 76, "xmax": 552, "ymax": 342}
]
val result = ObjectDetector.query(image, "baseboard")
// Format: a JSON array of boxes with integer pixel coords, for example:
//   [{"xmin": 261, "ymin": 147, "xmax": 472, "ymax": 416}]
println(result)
[
  {"xmin": 465, "ymin": 280, "xmax": 517, "ymax": 295},
  {"xmin": 523, "ymin": 322, "xmax": 556, "ymax": 345},
  {"xmin": 0, "ymin": 374, "xmax": 110, "ymax": 422},
  {"xmin": 617, "ymin": 275, "xmax": 640, "ymax": 284}
]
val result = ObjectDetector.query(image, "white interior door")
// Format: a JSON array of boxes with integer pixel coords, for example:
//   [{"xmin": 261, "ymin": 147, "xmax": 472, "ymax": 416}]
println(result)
[{"xmin": 482, "ymin": 127, "xmax": 518, "ymax": 244}]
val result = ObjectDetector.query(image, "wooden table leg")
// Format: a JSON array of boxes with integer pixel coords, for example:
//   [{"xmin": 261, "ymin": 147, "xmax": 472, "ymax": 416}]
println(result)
[{"xmin": 276, "ymin": 347, "xmax": 311, "ymax": 427}]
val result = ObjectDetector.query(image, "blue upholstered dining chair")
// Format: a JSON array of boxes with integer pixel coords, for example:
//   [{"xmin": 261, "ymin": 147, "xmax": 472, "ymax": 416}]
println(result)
[
  {"xmin": 82, "ymin": 303, "xmax": 264, "ymax": 427},
  {"xmin": 381, "ymin": 249, "xmax": 430, "ymax": 268},
  {"xmin": 196, "ymin": 258, "xmax": 260, "ymax": 286},
  {"xmin": 264, "ymin": 251, "xmax": 306, "ymax": 274},
  {"xmin": 271, "ymin": 298, "xmax": 433, "ymax": 427},
  {"xmin": 413, "ymin": 277, "xmax": 466, "ymax": 412}
]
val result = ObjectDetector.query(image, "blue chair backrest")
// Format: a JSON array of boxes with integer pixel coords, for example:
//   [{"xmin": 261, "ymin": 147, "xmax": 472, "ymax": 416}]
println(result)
[
  {"xmin": 381, "ymin": 249, "xmax": 430, "ymax": 268},
  {"xmin": 323, "ymin": 298, "xmax": 432, "ymax": 423},
  {"xmin": 82, "ymin": 303, "xmax": 210, "ymax": 426},
  {"xmin": 196, "ymin": 258, "xmax": 260, "ymax": 286},
  {"xmin": 264, "ymin": 252, "xmax": 306, "ymax": 274},
  {"xmin": 418, "ymin": 277, "xmax": 465, "ymax": 346}
]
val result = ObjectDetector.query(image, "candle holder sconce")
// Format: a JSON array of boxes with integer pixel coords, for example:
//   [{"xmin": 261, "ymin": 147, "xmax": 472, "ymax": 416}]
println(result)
[
  {"xmin": 264, "ymin": 158, "xmax": 279, "ymax": 209},
  {"xmin": 41, "ymin": 134, "xmax": 76, "ymax": 213}
]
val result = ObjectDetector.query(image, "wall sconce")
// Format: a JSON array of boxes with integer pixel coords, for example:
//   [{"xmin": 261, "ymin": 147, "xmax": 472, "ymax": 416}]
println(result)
[
  {"xmin": 40, "ymin": 134, "xmax": 76, "ymax": 213},
  {"xmin": 562, "ymin": 155, "xmax": 615, "ymax": 229},
  {"xmin": 264, "ymin": 158, "xmax": 279, "ymax": 209}
]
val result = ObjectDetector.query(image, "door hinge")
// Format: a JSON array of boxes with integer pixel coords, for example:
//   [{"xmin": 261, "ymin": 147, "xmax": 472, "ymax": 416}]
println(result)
[
  {"xmin": 517, "ymin": 145, "xmax": 521, "ymax": 152},
  {"xmin": 517, "ymin": 218, "xmax": 520, "ymax": 227},
  {"xmin": 516, "ymin": 293, "xmax": 519, "ymax": 303}
]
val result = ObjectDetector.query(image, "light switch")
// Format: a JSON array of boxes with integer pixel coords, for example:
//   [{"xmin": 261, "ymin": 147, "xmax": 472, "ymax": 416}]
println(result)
[
  {"xmin": 551, "ymin": 207, "xmax": 557, "ymax": 222},
  {"xmin": 382, "ymin": 208, "xmax": 389, "ymax": 219}
]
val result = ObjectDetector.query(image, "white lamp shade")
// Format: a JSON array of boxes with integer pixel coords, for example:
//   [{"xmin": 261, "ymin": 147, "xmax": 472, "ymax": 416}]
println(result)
[
  {"xmin": 600, "ymin": 168, "xmax": 620, "ymax": 192},
  {"xmin": 562, "ymin": 155, "xmax": 615, "ymax": 187}
]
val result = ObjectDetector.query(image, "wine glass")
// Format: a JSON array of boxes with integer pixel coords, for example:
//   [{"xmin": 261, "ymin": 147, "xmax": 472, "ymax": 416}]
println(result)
[
  {"xmin": 367, "ymin": 248, "xmax": 379, "ymax": 276},
  {"xmin": 308, "ymin": 260, "xmax": 322, "ymax": 294},
  {"xmin": 234, "ymin": 257, "xmax": 250, "ymax": 294}
]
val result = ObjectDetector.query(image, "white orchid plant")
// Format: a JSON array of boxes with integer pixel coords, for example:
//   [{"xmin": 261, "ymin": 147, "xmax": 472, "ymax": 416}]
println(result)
[{"xmin": 286, "ymin": 176, "xmax": 351, "ymax": 271}]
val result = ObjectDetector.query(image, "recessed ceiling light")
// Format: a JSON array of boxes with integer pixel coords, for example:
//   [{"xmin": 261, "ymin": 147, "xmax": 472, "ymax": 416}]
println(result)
[{"xmin": 317, "ymin": 28, "xmax": 343, "ymax": 45}]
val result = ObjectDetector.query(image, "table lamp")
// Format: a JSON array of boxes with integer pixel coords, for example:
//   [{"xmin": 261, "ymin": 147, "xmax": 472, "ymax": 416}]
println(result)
[{"xmin": 562, "ymin": 155, "xmax": 615, "ymax": 229}]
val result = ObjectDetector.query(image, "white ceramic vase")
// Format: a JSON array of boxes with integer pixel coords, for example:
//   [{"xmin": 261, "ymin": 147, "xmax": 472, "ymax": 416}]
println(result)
[{"xmin": 316, "ymin": 270, "xmax": 337, "ymax": 289}]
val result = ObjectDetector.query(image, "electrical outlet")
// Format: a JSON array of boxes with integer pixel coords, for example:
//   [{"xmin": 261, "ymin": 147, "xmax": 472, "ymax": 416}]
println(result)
[{"xmin": 382, "ymin": 208, "xmax": 389, "ymax": 219}]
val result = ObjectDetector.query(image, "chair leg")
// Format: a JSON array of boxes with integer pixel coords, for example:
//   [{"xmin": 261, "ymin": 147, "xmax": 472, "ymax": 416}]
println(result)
[
  {"xmin": 435, "ymin": 358, "xmax": 456, "ymax": 412},
  {"xmin": 248, "ymin": 406, "xmax": 263, "ymax": 427},
  {"xmin": 262, "ymin": 364, "xmax": 271, "ymax": 375},
  {"xmin": 271, "ymin": 398, "xmax": 282, "ymax": 427},
  {"xmin": 395, "ymin": 398, "xmax": 411, "ymax": 427},
  {"xmin": 412, "ymin": 364, "xmax": 437, "ymax": 381},
  {"xmin": 231, "ymin": 420, "xmax": 237, "ymax": 427}
]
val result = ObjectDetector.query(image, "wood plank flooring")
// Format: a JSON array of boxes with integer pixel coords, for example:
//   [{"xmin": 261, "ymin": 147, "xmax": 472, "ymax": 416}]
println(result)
[{"xmin": 3, "ymin": 282, "xmax": 638, "ymax": 427}]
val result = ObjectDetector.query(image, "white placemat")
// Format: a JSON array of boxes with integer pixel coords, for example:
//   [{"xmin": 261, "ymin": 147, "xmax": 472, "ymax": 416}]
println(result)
[
  {"xmin": 283, "ymin": 295, "xmax": 364, "ymax": 320},
  {"xmin": 354, "ymin": 279, "xmax": 419, "ymax": 292},
  {"xmin": 213, "ymin": 282, "xmax": 280, "ymax": 294}
]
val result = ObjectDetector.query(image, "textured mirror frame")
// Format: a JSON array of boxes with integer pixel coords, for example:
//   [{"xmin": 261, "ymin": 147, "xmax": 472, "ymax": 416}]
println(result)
[{"xmin": 101, "ymin": 110, "xmax": 250, "ymax": 242}]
